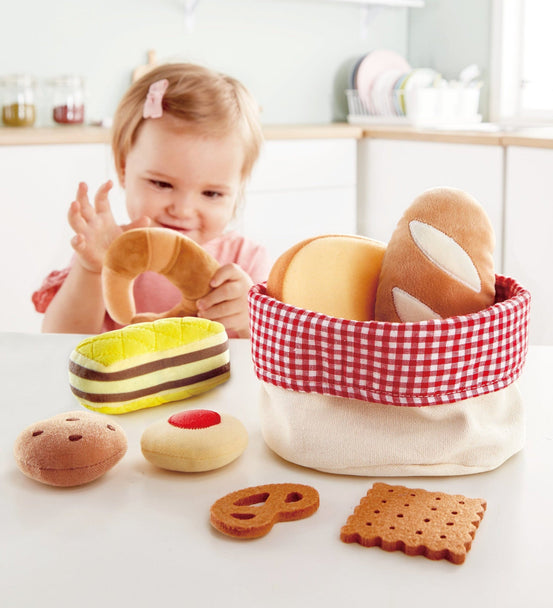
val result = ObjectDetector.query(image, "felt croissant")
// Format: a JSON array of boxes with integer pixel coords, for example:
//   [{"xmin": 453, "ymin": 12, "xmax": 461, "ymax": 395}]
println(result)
[{"xmin": 102, "ymin": 227, "xmax": 220, "ymax": 325}]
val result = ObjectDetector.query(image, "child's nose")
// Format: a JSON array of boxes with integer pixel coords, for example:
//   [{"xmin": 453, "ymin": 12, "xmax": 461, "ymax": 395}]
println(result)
[{"xmin": 169, "ymin": 194, "xmax": 195, "ymax": 216}]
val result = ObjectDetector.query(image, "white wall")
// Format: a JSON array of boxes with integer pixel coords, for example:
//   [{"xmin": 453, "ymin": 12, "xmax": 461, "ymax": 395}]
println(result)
[
  {"xmin": 408, "ymin": 0, "xmax": 491, "ymax": 118},
  {"xmin": 0, "ymin": 0, "xmax": 409, "ymax": 124}
]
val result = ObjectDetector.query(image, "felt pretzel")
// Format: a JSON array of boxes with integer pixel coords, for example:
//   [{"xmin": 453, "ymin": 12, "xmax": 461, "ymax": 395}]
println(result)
[
  {"xmin": 210, "ymin": 483, "xmax": 320, "ymax": 539},
  {"xmin": 102, "ymin": 227, "xmax": 220, "ymax": 325}
]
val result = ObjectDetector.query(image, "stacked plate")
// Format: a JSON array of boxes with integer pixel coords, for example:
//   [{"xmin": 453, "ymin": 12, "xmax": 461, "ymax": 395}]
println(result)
[{"xmin": 348, "ymin": 49, "xmax": 442, "ymax": 122}]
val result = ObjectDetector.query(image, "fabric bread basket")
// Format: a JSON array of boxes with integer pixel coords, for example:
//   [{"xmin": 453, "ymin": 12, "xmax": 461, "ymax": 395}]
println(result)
[{"xmin": 248, "ymin": 275, "xmax": 531, "ymax": 476}]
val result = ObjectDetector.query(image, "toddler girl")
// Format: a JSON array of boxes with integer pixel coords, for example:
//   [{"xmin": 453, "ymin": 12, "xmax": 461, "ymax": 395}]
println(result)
[{"xmin": 33, "ymin": 63, "xmax": 270, "ymax": 338}]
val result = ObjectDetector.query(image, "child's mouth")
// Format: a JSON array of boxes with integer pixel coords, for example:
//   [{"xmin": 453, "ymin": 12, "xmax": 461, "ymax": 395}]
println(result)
[{"xmin": 157, "ymin": 222, "xmax": 195, "ymax": 235}]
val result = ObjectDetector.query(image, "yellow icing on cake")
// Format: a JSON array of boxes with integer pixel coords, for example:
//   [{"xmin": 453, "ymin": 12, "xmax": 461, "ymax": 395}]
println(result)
[{"xmin": 74, "ymin": 317, "xmax": 225, "ymax": 368}]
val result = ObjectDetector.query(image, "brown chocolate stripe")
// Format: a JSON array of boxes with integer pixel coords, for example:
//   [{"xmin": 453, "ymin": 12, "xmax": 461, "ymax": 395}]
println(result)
[
  {"xmin": 70, "ymin": 362, "xmax": 230, "ymax": 403},
  {"xmin": 69, "ymin": 340, "xmax": 229, "ymax": 381}
]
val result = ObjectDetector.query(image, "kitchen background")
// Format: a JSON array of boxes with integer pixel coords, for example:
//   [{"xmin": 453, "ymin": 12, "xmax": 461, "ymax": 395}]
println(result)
[
  {"xmin": 2, "ymin": 0, "xmax": 552, "ymax": 346},
  {"xmin": 0, "ymin": 0, "xmax": 489, "ymax": 124}
]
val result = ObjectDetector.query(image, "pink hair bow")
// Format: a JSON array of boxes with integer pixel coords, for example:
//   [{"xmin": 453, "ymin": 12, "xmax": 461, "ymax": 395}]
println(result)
[{"xmin": 143, "ymin": 78, "xmax": 169, "ymax": 119}]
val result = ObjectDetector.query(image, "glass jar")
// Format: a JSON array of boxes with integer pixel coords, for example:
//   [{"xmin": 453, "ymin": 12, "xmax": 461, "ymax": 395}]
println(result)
[
  {"xmin": 0, "ymin": 75, "xmax": 37, "ymax": 127},
  {"xmin": 49, "ymin": 75, "xmax": 85, "ymax": 125}
]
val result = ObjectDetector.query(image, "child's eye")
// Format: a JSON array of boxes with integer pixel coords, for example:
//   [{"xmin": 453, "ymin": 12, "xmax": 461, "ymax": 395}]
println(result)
[
  {"xmin": 203, "ymin": 190, "xmax": 222, "ymax": 199},
  {"xmin": 150, "ymin": 179, "xmax": 172, "ymax": 189}
]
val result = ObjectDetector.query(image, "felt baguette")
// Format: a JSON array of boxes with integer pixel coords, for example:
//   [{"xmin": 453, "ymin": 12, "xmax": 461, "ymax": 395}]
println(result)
[
  {"xmin": 267, "ymin": 234, "xmax": 387, "ymax": 321},
  {"xmin": 375, "ymin": 188, "xmax": 496, "ymax": 322},
  {"xmin": 69, "ymin": 317, "xmax": 230, "ymax": 414},
  {"xmin": 102, "ymin": 227, "xmax": 220, "ymax": 325}
]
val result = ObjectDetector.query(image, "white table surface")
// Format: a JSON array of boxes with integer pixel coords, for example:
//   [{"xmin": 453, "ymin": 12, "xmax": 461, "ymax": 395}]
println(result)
[{"xmin": 1, "ymin": 332, "xmax": 552, "ymax": 608}]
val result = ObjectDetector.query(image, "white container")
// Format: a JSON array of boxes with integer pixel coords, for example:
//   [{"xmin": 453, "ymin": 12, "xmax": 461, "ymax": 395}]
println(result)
[
  {"xmin": 458, "ymin": 88, "xmax": 480, "ymax": 118},
  {"xmin": 402, "ymin": 87, "xmax": 481, "ymax": 125}
]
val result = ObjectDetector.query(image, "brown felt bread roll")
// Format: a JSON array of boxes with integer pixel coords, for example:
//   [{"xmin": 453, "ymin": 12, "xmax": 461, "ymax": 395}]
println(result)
[
  {"xmin": 267, "ymin": 234, "xmax": 387, "ymax": 321},
  {"xmin": 375, "ymin": 187, "xmax": 495, "ymax": 322},
  {"xmin": 14, "ymin": 411, "xmax": 127, "ymax": 487}
]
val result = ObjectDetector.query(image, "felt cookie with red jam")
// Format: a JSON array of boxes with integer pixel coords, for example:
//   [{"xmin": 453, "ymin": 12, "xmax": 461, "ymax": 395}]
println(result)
[
  {"xmin": 140, "ymin": 409, "xmax": 248, "ymax": 472},
  {"xmin": 13, "ymin": 410, "xmax": 127, "ymax": 487}
]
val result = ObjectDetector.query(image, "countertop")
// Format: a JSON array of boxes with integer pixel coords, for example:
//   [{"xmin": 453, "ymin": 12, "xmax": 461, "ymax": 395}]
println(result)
[
  {"xmin": 0, "ymin": 123, "xmax": 365, "ymax": 145},
  {"xmin": 1, "ymin": 333, "xmax": 552, "ymax": 608},
  {"xmin": 2, "ymin": 122, "xmax": 553, "ymax": 148}
]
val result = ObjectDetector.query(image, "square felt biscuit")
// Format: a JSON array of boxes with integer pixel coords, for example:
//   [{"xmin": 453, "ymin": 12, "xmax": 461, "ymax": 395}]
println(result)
[{"xmin": 340, "ymin": 483, "xmax": 486, "ymax": 565}]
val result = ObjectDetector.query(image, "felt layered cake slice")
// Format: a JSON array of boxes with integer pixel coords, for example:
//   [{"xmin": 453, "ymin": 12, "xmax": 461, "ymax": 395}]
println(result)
[{"xmin": 69, "ymin": 317, "xmax": 230, "ymax": 414}]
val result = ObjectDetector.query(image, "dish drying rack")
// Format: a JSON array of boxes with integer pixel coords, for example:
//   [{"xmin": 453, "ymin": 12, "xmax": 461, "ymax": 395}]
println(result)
[
  {"xmin": 346, "ymin": 88, "xmax": 482, "ymax": 127},
  {"xmin": 346, "ymin": 89, "xmax": 409, "ymax": 125}
]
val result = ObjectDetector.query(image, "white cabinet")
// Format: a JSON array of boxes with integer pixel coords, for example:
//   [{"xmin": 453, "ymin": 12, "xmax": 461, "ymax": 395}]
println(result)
[
  {"xmin": 357, "ymin": 138, "xmax": 505, "ymax": 270},
  {"xmin": 504, "ymin": 146, "xmax": 553, "ymax": 345},
  {"xmin": 0, "ymin": 144, "xmax": 111, "ymax": 333},
  {"xmin": 1, "ymin": 135, "xmax": 550, "ymax": 344},
  {"xmin": 0, "ymin": 138, "xmax": 357, "ymax": 333},
  {"xmin": 240, "ymin": 138, "xmax": 357, "ymax": 263}
]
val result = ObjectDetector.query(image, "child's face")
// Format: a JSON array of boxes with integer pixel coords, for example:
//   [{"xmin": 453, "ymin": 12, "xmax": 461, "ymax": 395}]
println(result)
[{"xmin": 122, "ymin": 114, "xmax": 245, "ymax": 245}]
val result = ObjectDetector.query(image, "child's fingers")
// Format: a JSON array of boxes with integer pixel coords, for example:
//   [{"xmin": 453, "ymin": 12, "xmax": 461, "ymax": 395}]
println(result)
[
  {"xmin": 197, "ymin": 299, "xmax": 231, "ymax": 318},
  {"xmin": 67, "ymin": 199, "xmax": 89, "ymax": 235},
  {"xmin": 209, "ymin": 264, "xmax": 240, "ymax": 288},
  {"xmin": 196, "ymin": 282, "xmax": 236, "ymax": 312},
  {"xmin": 75, "ymin": 181, "xmax": 88, "ymax": 203},
  {"xmin": 93, "ymin": 180, "xmax": 114, "ymax": 214},
  {"xmin": 69, "ymin": 234, "xmax": 103, "ymax": 274},
  {"xmin": 197, "ymin": 303, "xmax": 245, "ymax": 331},
  {"xmin": 198, "ymin": 266, "xmax": 251, "ymax": 310},
  {"xmin": 70, "ymin": 233, "xmax": 86, "ymax": 253},
  {"xmin": 75, "ymin": 182, "xmax": 94, "ymax": 222}
]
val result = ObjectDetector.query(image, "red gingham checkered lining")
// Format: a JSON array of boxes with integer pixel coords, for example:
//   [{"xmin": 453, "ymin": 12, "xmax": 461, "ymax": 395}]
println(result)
[{"xmin": 248, "ymin": 275, "xmax": 531, "ymax": 407}]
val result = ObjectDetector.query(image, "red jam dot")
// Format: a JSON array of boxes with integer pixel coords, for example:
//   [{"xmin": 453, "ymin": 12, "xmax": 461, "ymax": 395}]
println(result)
[{"xmin": 168, "ymin": 410, "xmax": 221, "ymax": 430}]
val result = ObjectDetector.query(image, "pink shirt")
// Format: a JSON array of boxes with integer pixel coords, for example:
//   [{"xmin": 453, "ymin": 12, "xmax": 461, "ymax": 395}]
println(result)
[{"xmin": 32, "ymin": 230, "xmax": 271, "ymax": 336}]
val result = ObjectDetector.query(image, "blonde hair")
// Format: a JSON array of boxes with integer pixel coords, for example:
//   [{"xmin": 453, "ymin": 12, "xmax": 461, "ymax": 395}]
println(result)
[{"xmin": 111, "ymin": 63, "xmax": 263, "ymax": 184}]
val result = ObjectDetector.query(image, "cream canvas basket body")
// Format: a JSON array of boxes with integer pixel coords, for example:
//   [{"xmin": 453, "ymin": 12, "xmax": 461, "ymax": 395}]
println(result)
[{"xmin": 248, "ymin": 276, "xmax": 531, "ymax": 476}]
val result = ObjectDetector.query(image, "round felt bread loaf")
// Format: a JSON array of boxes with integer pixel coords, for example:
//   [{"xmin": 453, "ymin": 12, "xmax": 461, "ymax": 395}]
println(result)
[
  {"xmin": 267, "ymin": 234, "xmax": 387, "ymax": 321},
  {"xmin": 374, "ymin": 187, "xmax": 496, "ymax": 322},
  {"xmin": 14, "ymin": 411, "xmax": 127, "ymax": 487}
]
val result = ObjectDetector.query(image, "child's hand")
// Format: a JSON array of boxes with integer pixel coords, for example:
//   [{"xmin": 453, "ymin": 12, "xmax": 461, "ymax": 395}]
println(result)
[
  {"xmin": 196, "ymin": 264, "xmax": 253, "ymax": 338},
  {"xmin": 68, "ymin": 181, "xmax": 149, "ymax": 273}
]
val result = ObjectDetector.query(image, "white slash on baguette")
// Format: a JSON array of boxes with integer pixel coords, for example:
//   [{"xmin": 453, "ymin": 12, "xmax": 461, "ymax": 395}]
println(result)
[
  {"xmin": 409, "ymin": 220, "xmax": 481, "ymax": 292},
  {"xmin": 392, "ymin": 286, "xmax": 443, "ymax": 322}
]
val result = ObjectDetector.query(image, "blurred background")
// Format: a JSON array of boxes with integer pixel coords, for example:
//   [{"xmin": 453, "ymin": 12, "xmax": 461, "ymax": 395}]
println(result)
[{"xmin": 0, "ymin": 0, "xmax": 491, "ymax": 124}]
